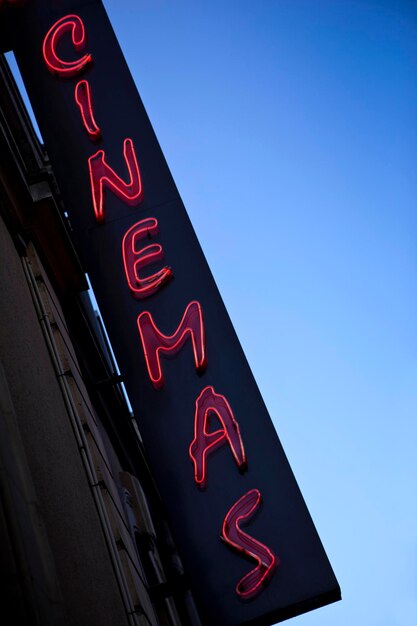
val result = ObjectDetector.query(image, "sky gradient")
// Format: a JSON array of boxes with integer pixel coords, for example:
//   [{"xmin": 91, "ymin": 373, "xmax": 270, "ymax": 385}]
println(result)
[{"xmin": 100, "ymin": 3, "xmax": 417, "ymax": 624}]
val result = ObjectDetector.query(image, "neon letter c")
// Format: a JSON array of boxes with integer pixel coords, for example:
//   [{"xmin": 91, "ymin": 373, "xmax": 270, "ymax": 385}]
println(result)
[{"xmin": 42, "ymin": 14, "xmax": 92, "ymax": 77}]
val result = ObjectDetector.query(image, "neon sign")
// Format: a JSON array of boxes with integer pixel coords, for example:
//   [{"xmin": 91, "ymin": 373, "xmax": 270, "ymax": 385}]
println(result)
[
  {"xmin": 39, "ymin": 10, "xmax": 277, "ymax": 602},
  {"xmin": 137, "ymin": 300, "xmax": 206, "ymax": 389},
  {"xmin": 9, "ymin": 4, "xmax": 341, "ymax": 621},
  {"xmin": 88, "ymin": 138, "xmax": 143, "ymax": 223},
  {"xmin": 122, "ymin": 218, "xmax": 172, "ymax": 299},
  {"xmin": 189, "ymin": 386, "xmax": 247, "ymax": 488},
  {"xmin": 42, "ymin": 14, "xmax": 92, "ymax": 77},
  {"xmin": 222, "ymin": 489, "xmax": 278, "ymax": 599},
  {"xmin": 75, "ymin": 80, "xmax": 101, "ymax": 139}
]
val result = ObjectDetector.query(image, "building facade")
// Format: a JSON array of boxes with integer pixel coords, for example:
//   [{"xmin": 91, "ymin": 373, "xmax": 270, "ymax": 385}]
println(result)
[{"xmin": 0, "ymin": 53, "xmax": 201, "ymax": 626}]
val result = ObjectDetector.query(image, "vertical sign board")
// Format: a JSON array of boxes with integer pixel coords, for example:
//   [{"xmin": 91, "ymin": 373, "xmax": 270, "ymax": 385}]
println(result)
[{"xmin": 8, "ymin": 1, "xmax": 340, "ymax": 624}]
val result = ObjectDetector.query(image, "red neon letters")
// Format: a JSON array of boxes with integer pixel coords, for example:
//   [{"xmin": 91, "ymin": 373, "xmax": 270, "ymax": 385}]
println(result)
[
  {"xmin": 43, "ymin": 15, "xmax": 92, "ymax": 77},
  {"xmin": 189, "ymin": 386, "xmax": 246, "ymax": 488},
  {"xmin": 43, "ymin": 10, "xmax": 278, "ymax": 603},
  {"xmin": 137, "ymin": 301, "xmax": 206, "ymax": 389},
  {"xmin": 221, "ymin": 489, "xmax": 278, "ymax": 600},
  {"xmin": 122, "ymin": 218, "xmax": 173, "ymax": 299},
  {"xmin": 75, "ymin": 80, "xmax": 101, "ymax": 139},
  {"xmin": 88, "ymin": 138, "xmax": 143, "ymax": 223}
]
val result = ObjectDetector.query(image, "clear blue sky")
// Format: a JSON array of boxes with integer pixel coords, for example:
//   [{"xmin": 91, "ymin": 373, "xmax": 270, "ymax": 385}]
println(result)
[{"xmin": 10, "ymin": 1, "xmax": 417, "ymax": 625}]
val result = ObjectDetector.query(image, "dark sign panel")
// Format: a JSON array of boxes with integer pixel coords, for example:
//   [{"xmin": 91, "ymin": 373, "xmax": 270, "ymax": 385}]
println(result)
[{"xmin": 9, "ymin": 1, "xmax": 340, "ymax": 624}]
